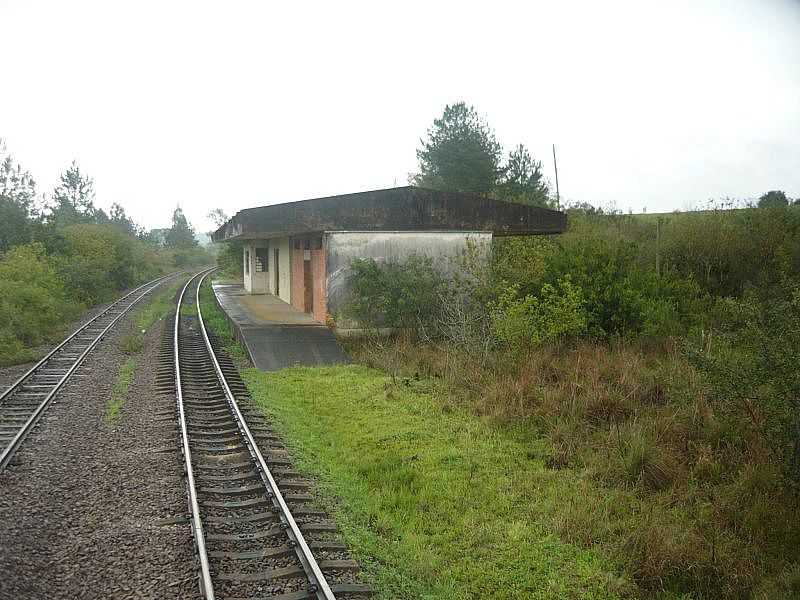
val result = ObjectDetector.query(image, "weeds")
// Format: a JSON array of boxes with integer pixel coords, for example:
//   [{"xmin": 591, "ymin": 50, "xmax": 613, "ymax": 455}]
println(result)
[
  {"xmin": 106, "ymin": 358, "xmax": 136, "ymax": 424},
  {"xmin": 344, "ymin": 336, "xmax": 800, "ymax": 598}
]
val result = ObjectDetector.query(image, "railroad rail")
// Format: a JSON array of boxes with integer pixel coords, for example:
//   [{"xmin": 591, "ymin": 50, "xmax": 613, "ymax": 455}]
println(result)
[
  {"xmin": 0, "ymin": 273, "xmax": 174, "ymax": 472},
  {"xmin": 172, "ymin": 270, "xmax": 371, "ymax": 600}
]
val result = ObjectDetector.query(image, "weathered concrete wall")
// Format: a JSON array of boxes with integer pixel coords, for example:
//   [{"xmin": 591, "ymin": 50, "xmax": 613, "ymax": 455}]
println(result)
[
  {"xmin": 243, "ymin": 244, "xmax": 254, "ymax": 293},
  {"xmin": 325, "ymin": 231, "xmax": 491, "ymax": 321}
]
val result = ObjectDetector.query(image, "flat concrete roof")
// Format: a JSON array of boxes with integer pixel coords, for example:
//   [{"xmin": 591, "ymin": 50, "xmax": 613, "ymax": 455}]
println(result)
[{"xmin": 212, "ymin": 186, "xmax": 566, "ymax": 242}]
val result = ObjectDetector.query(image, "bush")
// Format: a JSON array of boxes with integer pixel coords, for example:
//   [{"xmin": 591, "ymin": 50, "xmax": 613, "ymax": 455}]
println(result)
[
  {"xmin": 344, "ymin": 256, "xmax": 442, "ymax": 329},
  {"xmin": 489, "ymin": 277, "xmax": 586, "ymax": 348},
  {"xmin": 53, "ymin": 224, "xmax": 164, "ymax": 304},
  {"xmin": 215, "ymin": 240, "xmax": 243, "ymax": 278},
  {"xmin": 688, "ymin": 285, "xmax": 800, "ymax": 484},
  {"xmin": 493, "ymin": 222, "xmax": 706, "ymax": 339},
  {"xmin": 0, "ymin": 243, "xmax": 80, "ymax": 364}
]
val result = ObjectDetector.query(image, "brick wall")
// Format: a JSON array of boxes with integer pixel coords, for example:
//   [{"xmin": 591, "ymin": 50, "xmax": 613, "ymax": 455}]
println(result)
[
  {"xmin": 290, "ymin": 246, "xmax": 304, "ymax": 313},
  {"xmin": 311, "ymin": 248, "xmax": 327, "ymax": 324}
]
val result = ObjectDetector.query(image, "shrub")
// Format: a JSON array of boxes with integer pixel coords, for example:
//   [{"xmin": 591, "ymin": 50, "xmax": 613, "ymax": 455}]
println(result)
[
  {"xmin": 53, "ymin": 224, "xmax": 164, "ymax": 304},
  {"xmin": 688, "ymin": 285, "xmax": 800, "ymax": 484},
  {"xmin": 489, "ymin": 277, "xmax": 586, "ymax": 348},
  {"xmin": 0, "ymin": 243, "xmax": 79, "ymax": 364},
  {"xmin": 344, "ymin": 256, "xmax": 443, "ymax": 329}
]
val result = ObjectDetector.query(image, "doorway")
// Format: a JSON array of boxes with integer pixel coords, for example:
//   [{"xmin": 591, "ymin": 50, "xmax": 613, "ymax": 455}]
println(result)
[
  {"xmin": 303, "ymin": 252, "xmax": 313, "ymax": 313},
  {"xmin": 274, "ymin": 248, "xmax": 280, "ymax": 297}
]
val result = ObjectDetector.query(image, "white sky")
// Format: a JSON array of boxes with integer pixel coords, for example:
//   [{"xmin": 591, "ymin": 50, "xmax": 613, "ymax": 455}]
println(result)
[{"xmin": 0, "ymin": 0, "xmax": 798, "ymax": 233}]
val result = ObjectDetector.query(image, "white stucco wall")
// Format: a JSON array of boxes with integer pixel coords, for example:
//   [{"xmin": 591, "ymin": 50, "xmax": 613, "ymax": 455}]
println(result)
[
  {"xmin": 268, "ymin": 237, "xmax": 291, "ymax": 304},
  {"xmin": 325, "ymin": 231, "xmax": 492, "ymax": 319}
]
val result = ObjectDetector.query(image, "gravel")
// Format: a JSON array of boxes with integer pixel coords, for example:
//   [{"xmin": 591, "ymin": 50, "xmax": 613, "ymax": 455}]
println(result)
[
  {"xmin": 0, "ymin": 275, "xmax": 370, "ymax": 599},
  {"xmin": 0, "ymin": 296, "xmax": 199, "ymax": 600}
]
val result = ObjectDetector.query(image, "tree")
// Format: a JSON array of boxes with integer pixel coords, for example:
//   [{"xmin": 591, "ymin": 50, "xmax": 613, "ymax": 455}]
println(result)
[
  {"xmin": 165, "ymin": 206, "xmax": 197, "ymax": 248},
  {"xmin": 412, "ymin": 102, "xmax": 503, "ymax": 194},
  {"xmin": 496, "ymin": 144, "xmax": 550, "ymax": 207},
  {"xmin": 758, "ymin": 190, "xmax": 789, "ymax": 208},
  {"xmin": 0, "ymin": 140, "xmax": 36, "ymax": 252},
  {"xmin": 109, "ymin": 202, "xmax": 139, "ymax": 236},
  {"xmin": 49, "ymin": 161, "xmax": 98, "ymax": 227},
  {"xmin": 207, "ymin": 208, "xmax": 228, "ymax": 228}
]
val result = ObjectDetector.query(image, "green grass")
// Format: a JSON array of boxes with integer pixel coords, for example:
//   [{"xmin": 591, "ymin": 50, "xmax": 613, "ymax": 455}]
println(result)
[
  {"xmin": 106, "ymin": 358, "xmax": 136, "ymax": 424},
  {"xmin": 244, "ymin": 366, "xmax": 628, "ymax": 600},
  {"xmin": 198, "ymin": 279, "xmax": 249, "ymax": 362},
  {"xmin": 195, "ymin": 277, "xmax": 626, "ymax": 598}
]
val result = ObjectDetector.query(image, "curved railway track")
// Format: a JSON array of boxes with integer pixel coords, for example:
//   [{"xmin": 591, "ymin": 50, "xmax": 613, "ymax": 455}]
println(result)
[
  {"xmin": 0, "ymin": 273, "xmax": 174, "ymax": 472},
  {"xmin": 170, "ymin": 271, "xmax": 371, "ymax": 600}
]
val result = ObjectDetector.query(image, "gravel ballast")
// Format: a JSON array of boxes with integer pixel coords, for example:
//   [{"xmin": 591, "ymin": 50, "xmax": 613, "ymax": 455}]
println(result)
[{"xmin": 0, "ymin": 292, "xmax": 199, "ymax": 600}]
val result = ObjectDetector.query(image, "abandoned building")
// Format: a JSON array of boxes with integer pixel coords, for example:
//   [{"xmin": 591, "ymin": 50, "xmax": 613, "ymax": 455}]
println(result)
[{"xmin": 211, "ymin": 186, "xmax": 566, "ymax": 326}]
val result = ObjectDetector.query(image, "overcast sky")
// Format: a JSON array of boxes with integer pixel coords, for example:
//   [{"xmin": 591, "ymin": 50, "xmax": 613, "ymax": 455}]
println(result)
[{"xmin": 0, "ymin": 0, "xmax": 798, "ymax": 233}]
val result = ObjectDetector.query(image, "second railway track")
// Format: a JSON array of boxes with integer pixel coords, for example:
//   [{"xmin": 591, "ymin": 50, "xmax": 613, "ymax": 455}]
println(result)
[{"xmin": 169, "ymin": 270, "xmax": 371, "ymax": 600}]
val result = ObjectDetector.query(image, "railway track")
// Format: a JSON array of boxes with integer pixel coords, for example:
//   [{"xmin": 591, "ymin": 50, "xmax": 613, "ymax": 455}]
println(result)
[
  {"xmin": 0, "ymin": 273, "xmax": 174, "ymax": 472},
  {"xmin": 169, "ymin": 270, "xmax": 372, "ymax": 600}
]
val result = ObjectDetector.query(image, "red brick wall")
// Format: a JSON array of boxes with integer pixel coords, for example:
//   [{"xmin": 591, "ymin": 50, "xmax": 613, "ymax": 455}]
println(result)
[
  {"xmin": 290, "ymin": 246, "xmax": 304, "ymax": 313},
  {"xmin": 311, "ymin": 248, "xmax": 327, "ymax": 324}
]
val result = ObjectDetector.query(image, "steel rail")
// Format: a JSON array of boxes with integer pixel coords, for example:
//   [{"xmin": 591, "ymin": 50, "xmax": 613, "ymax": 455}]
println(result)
[
  {"xmin": 0, "ymin": 274, "xmax": 173, "ymax": 472},
  {"xmin": 194, "ymin": 270, "xmax": 337, "ymax": 600},
  {"xmin": 174, "ymin": 268, "xmax": 217, "ymax": 600},
  {"xmin": 0, "ymin": 274, "xmax": 172, "ymax": 405}
]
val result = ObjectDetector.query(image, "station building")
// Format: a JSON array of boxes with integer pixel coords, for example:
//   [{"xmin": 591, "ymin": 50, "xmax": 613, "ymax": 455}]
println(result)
[{"xmin": 211, "ymin": 186, "xmax": 566, "ymax": 326}]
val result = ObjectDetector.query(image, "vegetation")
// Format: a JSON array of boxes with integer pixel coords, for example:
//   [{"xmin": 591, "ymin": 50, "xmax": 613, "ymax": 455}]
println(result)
[
  {"xmin": 207, "ymin": 208, "xmax": 243, "ymax": 279},
  {"xmin": 247, "ymin": 365, "xmax": 627, "ymax": 600},
  {"xmin": 198, "ymin": 281, "xmax": 623, "ymax": 598},
  {"xmin": 340, "ymin": 202, "xmax": 800, "ymax": 598},
  {"xmin": 106, "ymin": 358, "xmax": 136, "ymax": 424},
  {"xmin": 0, "ymin": 139, "xmax": 211, "ymax": 366}
]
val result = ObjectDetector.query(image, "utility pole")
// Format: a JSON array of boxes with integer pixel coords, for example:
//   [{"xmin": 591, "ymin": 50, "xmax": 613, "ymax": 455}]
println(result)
[{"xmin": 552, "ymin": 144, "xmax": 560, "ymax": 210}]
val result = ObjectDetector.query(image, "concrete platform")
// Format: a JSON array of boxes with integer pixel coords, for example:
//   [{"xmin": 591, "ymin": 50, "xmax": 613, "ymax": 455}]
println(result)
[{"xmin": 212, "ymin": 281, "xmax": 350, "ymax": 372}]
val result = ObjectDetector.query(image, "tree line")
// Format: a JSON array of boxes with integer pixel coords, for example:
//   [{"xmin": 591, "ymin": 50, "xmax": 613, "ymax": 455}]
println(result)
[{"xmin": 0, "ymin": 139, "xmax": 211, "ymax": 365}]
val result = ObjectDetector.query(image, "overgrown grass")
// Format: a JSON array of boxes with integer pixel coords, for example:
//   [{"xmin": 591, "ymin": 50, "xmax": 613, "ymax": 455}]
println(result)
[
  {"xmin": 106, "ymin": 358, "xmax": 136, "ymax": 424},
  {"xmin": 196, "ymin": 275, "xmax": 800, "ymax": 597},
  {"xmin": 244, "ymin": 365, "xmax": 630, "ymax": 600},
  {"xmin": 345, "ymin": 337, "xmax": 800, "ymax": 598},
  {"xmin": 198, "ymin": 279, "xmax": 249, "ymax": 363},
  {"xmin": 197, "ymin": 280, "xmax": 627, "ymax": 596}
]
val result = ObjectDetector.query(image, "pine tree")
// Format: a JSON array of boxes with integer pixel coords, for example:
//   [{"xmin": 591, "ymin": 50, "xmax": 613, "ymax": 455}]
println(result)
[
  {"xmin": 0, "ymin": 140, "xmax": 36, "ymax": 251},
  {"xmin": 165, "ymin": 206, "xmax": 197, "ymax": 248},
  {"xmin": 50, "ymin": 161, "xmax": 98, "ymax": 226},
  {"xmin": 497, "ymin": 144, "xmax": 551, "ymax": 207},
  {"xmin": 412, "ymin": 102, "xmax": 503, "ymax": 194}
]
